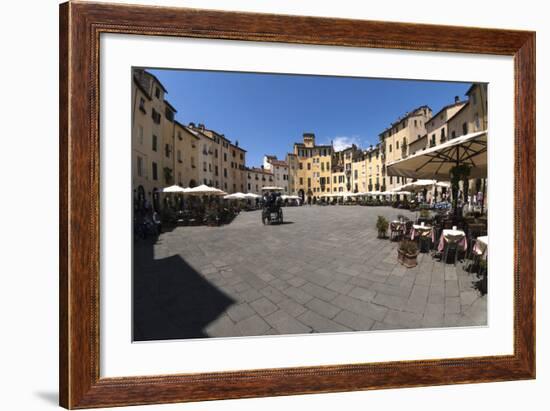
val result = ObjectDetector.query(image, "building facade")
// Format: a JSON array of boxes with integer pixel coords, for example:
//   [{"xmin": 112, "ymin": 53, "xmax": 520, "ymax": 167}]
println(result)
[
  {"xmin": 447, "ymin": 84, "xmax": 488, "ymax": 139},
  {"xmin": 263, "ymin": 155, "xmax": 290, "ymax": 193},
  {"xmin": 246, "ymin": 166, "xmax": 275, "ymax": 195},
  {"xmin": 184, "ymin": 123, "xmax": 247, "ymax": 193},
  {"xmin": 132, "ymin": 69, "xmax": 173, "ymax": 211},
  {"xmin": 132, "ymin": 68, "xmax": 483, "ymax": 209},
  {"xmin": 378, "ymin": 105, "xmax": 433, "ymax": 191},
  {"xmin": 291, "ymin": 133, "xmax": 334, "ymax": 202}
]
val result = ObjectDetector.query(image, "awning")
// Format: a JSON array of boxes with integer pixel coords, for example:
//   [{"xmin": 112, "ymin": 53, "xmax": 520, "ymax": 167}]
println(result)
[{"xmin": 386, "ymin": 131, "xmax": 487, "ymax": 180}]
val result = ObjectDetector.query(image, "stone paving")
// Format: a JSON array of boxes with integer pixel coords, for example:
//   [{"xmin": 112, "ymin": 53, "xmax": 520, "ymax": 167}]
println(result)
[{"xmin": 133, "ymin": 206, "xmax": 487, "ymax": 341}]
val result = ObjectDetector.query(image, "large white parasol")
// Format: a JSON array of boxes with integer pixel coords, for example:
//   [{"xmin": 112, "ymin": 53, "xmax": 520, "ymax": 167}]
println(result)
[
  {"xmin": 386, "ymin": 131, "xmax": 487, "ymax": 180},
  {"xmin": 185, "ymin": 184, "xmax": 226, "ymax": 196}
]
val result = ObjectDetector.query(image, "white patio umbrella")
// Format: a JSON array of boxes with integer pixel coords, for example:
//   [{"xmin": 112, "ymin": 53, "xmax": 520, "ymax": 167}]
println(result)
[
  {"xmin": 185, "ymin": 184, "xmax": 226, "ymax": 196},
  {"xmin": 261, "ymin": 186, "xmax": 284, "ymax": 191},
  {"xmin": 386, "ymin": 131, "xmax": 487, "ymax": 180},
  {"xmin": 244, "ymin": 193, "xmax": 261, "ymax": 199},
  {"xmin": 387, "ymin": 131, "xmax": 487, "ymax": 216},
  {"xmin": 162, "ymin": 184, "xmax": 188, "ymax": 193},
  {"xmin": 399, "ymin": 179, "xmax": 437, "ymax": 191},
  {"xmin": 223, "ymin": 192, "xmax": 247, "ymax": 200}
]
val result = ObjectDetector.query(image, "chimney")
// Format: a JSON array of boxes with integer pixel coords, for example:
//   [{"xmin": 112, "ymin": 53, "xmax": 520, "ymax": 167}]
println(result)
[
  {"xmin": 189, "ymin": 122, "xmax": 195, "ymax": 128},
  {"xmin": 455, "ymin": 96, "xmax": 460, "ymax": 103},
  {"xmin": 198, "ymin": 123, "xmax": 205, "ymax": 130}
]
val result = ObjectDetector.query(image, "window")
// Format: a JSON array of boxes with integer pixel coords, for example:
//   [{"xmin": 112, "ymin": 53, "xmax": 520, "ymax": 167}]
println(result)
[
  {"xmin": 137, "ymin": 156, "xmax": 143, "ymax": 177},
  {"xmin": 165, "ymin": 143, "xmax": 171, "ymax": 158},
  {"xmin": 177, "ymin": 150, "xmax": 182, "ymax": 163},
  {"xmin": 248, "ymin": 183, "xmax": 251, "ymax": 190},
  {"xmin": 307, "ymin": 178, "xmax": 311, "ymax": 187},
  {"xmin": 440, "ymin": 128, "xmax": 446, "ymax": 143},
  {"xmin": 240, "ymin": 153, "xmax": 243, "ymax": 160},
  {"xmin": 232, "ymin": 150, "xmax": 236, "ymax": 157},
  {"xmin": 224, "ymin": 168, "xmax": 227, "ymax": 177},
  {"xmin": 224, "ymin": 153, "xmax": 227, "ymax": 162},
  {"xmin": 475, "ymin": 113, "xmax": 480, "ymax": 130},
  {"xmin": 151, "ymin": 108, "xmax": 161, "ymax": 124},
  {"xmin": 299, "ymin": 177, "xmax": 303, "ymax": 185},
  {"xmin": 203, "ymin": 162, "xmax": 207, "ymax": 172},
  {"xmin": 152, "ymin": 135, "xmax": 158, "ymax": 151},
  {"xmin": 389, "ymin": 144, "xmax": 392, "ymax": 153},
  {"xmin": 165, "ymin": 107, "xmax": 174, "ymax": 122},
  {"xmin": 177, "ymin": 131, "xmax": 182, "ymax": 141},
  {"xmin": 178, "ymin": 172, "xmax": 182, "ymax": 185},
  {"xmin": 414, "ymin": 119, "xmax": 417, "ymax": 127},
  {"xmin": 462, "ymin": 122, "xmax": 468, "ymax": 135},
  {"xmin": 472, "ymin": 92, "xmax": 477, "ymax": 105},
  {"xmin": 215, "ymin": 149, "xmax": 218, "ymax": 158},
  {"xmin": 354, "ymin": 170, "xmax": 358, "ymax": 179},
  {"xmin": 307, "ymin": 163, "xmax": 311, "ymax": 170},
  {"xmin": 155, "ymin": 87, "xmax": 160, "ymax": 98},
  {"xmin": 430, "ymin": 134, "xmax": 436, "ymax": 147},
  {"xmin": 396, "ymin": 141, "xmax": 399, "ymax": 149},
  {"xmin": 389, "ymin": 176, "xmax": 393, "ymax": 184},
  {"xmin": 152, "ymin": 162, "xmax": 158, "ymax": 180},
  {"xmin": 451, "ymin": 130, "xmax": 456, "ymax": 139},
  {"xmin": 138, "ymin": 125, "xmax": 143, "ymax": 145},
  {"xmin": 139, "ymin": 98, "xmax": 146, "ymax": 114},
  {"xmin": 299, "ymin": 163, "xmax": 303, "ymax": 170},
  {"xmin": 215, "ymin": 166, "xmax": 218, "ymax": 176}
]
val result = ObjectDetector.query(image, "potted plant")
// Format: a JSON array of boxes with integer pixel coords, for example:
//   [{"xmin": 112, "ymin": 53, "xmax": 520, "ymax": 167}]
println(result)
[
  {"xmin": 376, "ymin": 216, "xmax": 389, "ymax": 238},
  {"xmin": 397, "ymin": 240, "xmax": 419, "ymax": 268}
]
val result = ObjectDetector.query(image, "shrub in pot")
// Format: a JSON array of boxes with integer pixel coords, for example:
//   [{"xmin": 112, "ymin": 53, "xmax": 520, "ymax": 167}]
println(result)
[{"xmin": 397, "ymin": 240, "xmax": 419, "ymax": 268}]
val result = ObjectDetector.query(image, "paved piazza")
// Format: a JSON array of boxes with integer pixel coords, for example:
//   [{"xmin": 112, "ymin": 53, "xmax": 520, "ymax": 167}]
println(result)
[{"xmin": 134, "ymin": 206, "xmax": 487, "ymax": 341}]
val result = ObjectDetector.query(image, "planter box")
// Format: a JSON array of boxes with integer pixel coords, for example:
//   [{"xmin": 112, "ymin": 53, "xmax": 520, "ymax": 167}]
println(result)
[{"xmin": 397, "ymin": 248, "xmax": 419, "ymax": 268}]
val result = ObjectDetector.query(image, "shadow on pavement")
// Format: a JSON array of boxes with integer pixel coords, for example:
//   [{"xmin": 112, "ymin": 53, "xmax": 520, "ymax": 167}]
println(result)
[{"xmin": 133, "ymin": 238, "xmax": 235, "ymax": 341}]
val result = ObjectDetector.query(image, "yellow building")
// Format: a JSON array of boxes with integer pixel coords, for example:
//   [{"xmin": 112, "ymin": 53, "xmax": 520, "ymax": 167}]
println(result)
[
  {"xmin": 447, "ymin": 83, "xmax": 488, "ymax": 139},
  {"xmin": 186, "ymin": 123, "xmax": 247, "ymax": 193},
  {"xmin": 132, "ymin": 69, "xmax": 171, "ymax": 211},
  {"xmin": 409, "ymin": 97, "xmax": 466, "ymax": 155},
  {"xmin": 285, "ymin": 153, "xmax": 299, "ymax": 195},
  {"xmin": 291, "ymin": 133, "xmax": 334, "ymax": 203},
  {"xmin": 379, "ymin": 105, "xmax": 432, "ymax": 191},
  {"xmin": 362, "ymin": 145, "xmax": 383, "ymax": 192},
  {"xmin": 174, "ymin": 122, "xmax": 199, "ymax": 187},
  {"xmin": 446, "ymin": 83, "xmax": 488, "ymax": 205}
]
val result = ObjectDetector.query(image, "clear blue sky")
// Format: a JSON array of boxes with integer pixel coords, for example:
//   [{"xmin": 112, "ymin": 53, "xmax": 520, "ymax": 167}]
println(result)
[{"xmin": 148, "ymin": 68, "xmax": 471, "ymax": 167}]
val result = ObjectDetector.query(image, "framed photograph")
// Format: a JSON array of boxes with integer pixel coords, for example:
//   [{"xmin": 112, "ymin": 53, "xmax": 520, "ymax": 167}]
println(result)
[{"xmin": 59, "ymin": 1, "xmax": 535, "ymax": 409}]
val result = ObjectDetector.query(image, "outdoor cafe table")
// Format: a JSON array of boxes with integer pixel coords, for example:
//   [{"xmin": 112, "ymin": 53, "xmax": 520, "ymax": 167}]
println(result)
[
  {"xmin": 473, "ymin": 235, "xmax": 488, "ymax": 260},
  {"xmin": 390, "ymin": 220, "xmax": 406, "ymax": 234},
  {"xmin": 437, "ymin": 229, "xmax": 468, "ymax": 253},
  {"xmin": 410, "ymin": 224, "xmax": 435, "ymax": 242}
]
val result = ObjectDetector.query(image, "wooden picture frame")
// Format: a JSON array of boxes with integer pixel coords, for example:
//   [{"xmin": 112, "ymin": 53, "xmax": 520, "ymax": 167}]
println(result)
[{"xmin": 59, "ymin": 1, "xmax": 535, "ymax": 408}]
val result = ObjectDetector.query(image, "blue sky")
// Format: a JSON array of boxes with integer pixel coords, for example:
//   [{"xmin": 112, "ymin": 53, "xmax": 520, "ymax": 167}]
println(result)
[{"xmin": 148, "ymin": 68, "xmax": 471, "ymax": 167}]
